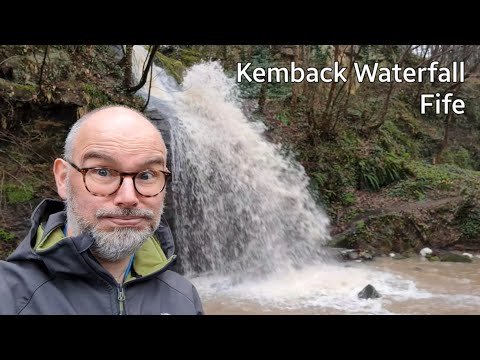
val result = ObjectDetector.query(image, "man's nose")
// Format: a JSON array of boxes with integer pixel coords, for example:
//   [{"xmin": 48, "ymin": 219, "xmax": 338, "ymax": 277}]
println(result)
[{"xmin": 113, "ymin": 177, "xmax": 139, "ymax": 208}]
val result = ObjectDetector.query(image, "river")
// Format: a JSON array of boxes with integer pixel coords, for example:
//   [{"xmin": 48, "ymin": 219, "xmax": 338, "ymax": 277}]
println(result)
[{"xmin": 195, "ymin": 256, "xmax": 480, "ymax": 315}]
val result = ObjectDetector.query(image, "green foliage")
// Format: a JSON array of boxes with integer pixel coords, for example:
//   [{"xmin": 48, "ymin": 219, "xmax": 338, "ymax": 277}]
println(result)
[
  {"xmin": 355, "ymin": 220, "xmax": 366, "ymax": 230},
  {"xmin": 381, "ymin": 119, "xmax": 418, "ymax": 155},
  {"xmin": 388, "ymin": 179, "xmax": 428, "ymax": 200},
  {"xmin": 3, "ymin": 183, "xmax": 34, "ymax": 203},
  {"xmin": 388, "ymin": 161, "xmax": 480, "ymax": 200},
  {"xmin": 455, "ymin": 197, "xmax": 480, "ymax": 240},
  {"xmin": 275, "ymin": 111, "xmax": 290, "ymax": 125},
  {"xmin": 231, "ymin": 46, "xmax": 291, "ymax": 102},
  {"xmin": 441, "ymin": 146, "xmax": 475, "ymax": 170},
  {"xmin": 308, "ymin": 131, "xmax": 361, "ymax": 204},
  {"xmin": 309, "ymin": 45, "xmax": 331, "ymax": 66},
  {"xmin": 178, "ymin": 49, "xmax": 203, "ymax": 67},
  {"xmin": 83, "ymin": 83, "xmax": 110, "ymax": 108},
  {"xmin": 0, "ymin": 228, "xmax": 14, "ymax": 242},
  {"xmin": 460, "ymin": 216, "xmax": 480, "ymax": 240},
  {"xmin": 341, "ymin": 192, "xmax": 356, "ymax": 206},
  {"xmin": 358, "ymin": 152, "xmax": 410, "ymax": 191},
  {"xmin": 234, "ymin": 46, "xmax": 272, "ymax": 99}
]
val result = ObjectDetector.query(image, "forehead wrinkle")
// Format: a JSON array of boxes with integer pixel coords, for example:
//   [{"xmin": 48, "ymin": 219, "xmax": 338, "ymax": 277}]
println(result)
[
  {"xmin": 79, "ymin": 149, "xmax": 166, "ymax": 171},
  {"xmin": 81, "ymin": 151, "xmax": 117, "ymax": 164}
]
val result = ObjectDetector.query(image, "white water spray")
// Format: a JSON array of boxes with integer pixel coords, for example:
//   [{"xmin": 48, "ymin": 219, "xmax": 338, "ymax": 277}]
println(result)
[{"xmin": 132, "ymin": 46, "xmax": 331, "ymax": 278}]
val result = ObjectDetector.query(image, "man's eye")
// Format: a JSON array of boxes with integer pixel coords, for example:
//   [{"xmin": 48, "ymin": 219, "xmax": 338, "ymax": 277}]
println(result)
[
  {"xmin": 95, "ymin": 168, "xmax": 111, "ymax": 177},
  {"xmin": 138, "ymin": 171, "xmax": 155, "ymax": 180}
]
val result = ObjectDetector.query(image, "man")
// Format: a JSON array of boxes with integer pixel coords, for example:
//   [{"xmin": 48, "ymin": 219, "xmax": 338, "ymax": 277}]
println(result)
[{"xmin": 0, "ymin": 105, "xmax": 204, "ymax": 315}]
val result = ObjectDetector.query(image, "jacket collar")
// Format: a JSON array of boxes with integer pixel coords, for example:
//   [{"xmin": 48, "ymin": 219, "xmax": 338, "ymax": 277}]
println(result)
[{"xmin": 8, "ymin": 199, "xmax": 176, "ymax": 281}]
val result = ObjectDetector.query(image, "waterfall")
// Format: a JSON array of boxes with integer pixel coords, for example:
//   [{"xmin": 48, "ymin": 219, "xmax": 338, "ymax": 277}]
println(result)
[{"xmin": 132, "ymin": 46, "xmax": 332, "ymax": 280}]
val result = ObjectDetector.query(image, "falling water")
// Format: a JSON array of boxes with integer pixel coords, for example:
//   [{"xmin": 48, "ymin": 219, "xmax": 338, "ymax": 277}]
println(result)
[
  {"xmin": 132, "ymin": 46, "xmax": 331, "ymax": 278},
  {"xmin": 130, "ymin": 46, "xmax": 480, "ymax": 314}
]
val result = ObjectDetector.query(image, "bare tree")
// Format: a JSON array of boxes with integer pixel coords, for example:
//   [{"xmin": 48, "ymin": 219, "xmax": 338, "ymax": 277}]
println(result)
[
  {"xmin": 434, "ymin": 45, "xmax": 480, "ymax": 162},
  {"xmin": 38, "ymin": 45, "xmax": 49, "ymax": 92},
  {"xmin": 367, "ymin": 45, "xmax": 413, "ymax": 132},
  {"xmin": 128, "ymin": 45, "xmax": 159, "ymax": 93},
  {"xmin": 123, "ymin": 45, "xmax": 133, "ymax": 88}
]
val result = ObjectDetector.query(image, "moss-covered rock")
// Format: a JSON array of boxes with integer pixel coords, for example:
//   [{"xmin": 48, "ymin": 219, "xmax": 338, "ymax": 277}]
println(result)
[
  {"xmin": 438, "ymin": 253, "xmax": 472, "ymax": 263},
  {"xmin": 0, "ymin": 78, "xmax": 38, "ymax": 101},
  {"xmin": 155, "ymin": 53, "xmax": 186, "ymax": 84}
]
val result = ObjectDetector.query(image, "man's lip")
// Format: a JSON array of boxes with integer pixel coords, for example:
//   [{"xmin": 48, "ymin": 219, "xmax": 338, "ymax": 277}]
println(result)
[{"xmin": 102, "ymin": 217, "xmax": 146, "ymax": 226}]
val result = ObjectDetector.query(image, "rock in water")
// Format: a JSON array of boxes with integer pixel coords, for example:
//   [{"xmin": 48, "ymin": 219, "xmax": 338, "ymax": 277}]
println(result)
[{"xmin": 358, "ymin": 284, "xmax": 381, "ymax": 299}]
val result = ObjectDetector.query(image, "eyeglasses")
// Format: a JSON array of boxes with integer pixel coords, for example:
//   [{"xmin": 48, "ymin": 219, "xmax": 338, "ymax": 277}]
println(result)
[{"xmin": 66, "ymin": 160, "xmax": 171, "ymax": 197}]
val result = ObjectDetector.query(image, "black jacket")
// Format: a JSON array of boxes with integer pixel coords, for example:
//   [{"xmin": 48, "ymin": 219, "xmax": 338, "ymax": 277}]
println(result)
[{"xmin": 0, "ymin": 199, "xmax": 204, "ymax": 315}]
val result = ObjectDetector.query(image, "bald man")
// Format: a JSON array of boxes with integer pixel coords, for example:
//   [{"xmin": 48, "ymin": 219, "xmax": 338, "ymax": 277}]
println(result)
[{"xmin": 0, "ymin": 105, "xmax": 204, "ymax": 315}]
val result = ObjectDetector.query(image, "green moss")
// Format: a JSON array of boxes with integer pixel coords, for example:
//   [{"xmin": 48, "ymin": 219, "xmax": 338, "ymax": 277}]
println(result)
[
  {"xmin": 178, "ymin": 49, "xmax": 204, "ymax": 67},
  {"xmin": 0, "ymin": 78, "xmax": 38, "ymax": 100},
  {"xmin": 439, "ymin": 253, "xmax": 472, "ymax": 263},
  {"xmin": 3, "ymin": 183, "xmax": 34, "ymax": 203},
  {"xmin": 156, "ymin": 53, "xmax": 186, "ymax": 84}
]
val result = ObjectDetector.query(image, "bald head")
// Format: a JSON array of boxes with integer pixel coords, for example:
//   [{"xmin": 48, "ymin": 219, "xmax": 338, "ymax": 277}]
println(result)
[
  {"xmin": 64, "ymin": 105, "xmax": 166, "ymax": 162},
  {"xmin": 55, "ymin": 105, "xmax": 168, "ymax": 264}
]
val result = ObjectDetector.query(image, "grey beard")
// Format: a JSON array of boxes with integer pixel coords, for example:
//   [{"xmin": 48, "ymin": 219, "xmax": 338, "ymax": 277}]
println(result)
[
  {"xmin": 65, "ymin": 178, "xmax": 163, "ymax": 262},
  {"xmin": 89, "ymin": 226, "xmax": 155, "ymax": 262}
]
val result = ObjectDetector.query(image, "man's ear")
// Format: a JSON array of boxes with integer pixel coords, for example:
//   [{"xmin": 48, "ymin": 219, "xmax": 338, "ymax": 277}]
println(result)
[{"xmin": 53, "ymin": 158, "xmax": 68, "ymax": 200}]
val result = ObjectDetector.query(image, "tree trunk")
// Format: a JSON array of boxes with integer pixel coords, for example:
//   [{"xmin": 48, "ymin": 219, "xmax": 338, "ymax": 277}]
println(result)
[
  {"xmin": 258, "ymin": 82, "xmax": 267, "ymax": 113},
  {"xmin": 368, "ymin": 45, "xmax": 412, "ymax": 132},
  {"xmin": 319, "ymin": 45, "xmax": 340, "ymax": 131},
  {"xmin": 123, "ymin": 45, "xmax": 133, "ymax": 88},
  {"xmin": 434, "ymin": 111, "xmax": 453, "ymax": 164},
  {"xmin": 290, "ymin": 45, "xmax": 301, "ymax": 115},
  {"xmin": 38, "ymin": 45, "xmax": 49, "ymax": 92}
]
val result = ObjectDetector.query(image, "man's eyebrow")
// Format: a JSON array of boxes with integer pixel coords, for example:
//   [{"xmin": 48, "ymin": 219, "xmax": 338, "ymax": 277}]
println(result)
[
  {"xmin": 82, "ymin": 151, "xmax": 117, "ymax": 164},
  {"xmin": 143, "ymin": 157, "xmax": 165, "ymax": 167},
  {"xmin": 82, "ymin": 152, "xmax": 165, "ymax": 168}
]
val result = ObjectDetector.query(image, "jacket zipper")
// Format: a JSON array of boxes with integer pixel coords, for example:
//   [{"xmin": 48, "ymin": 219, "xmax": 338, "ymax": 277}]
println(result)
[
  {"xmin": 114, "ymin": 254, "xmax": 177, "ymax": 315},
  {"xmin": 117, "ymin": 285, "xmax": 126, "ymax": 315}
]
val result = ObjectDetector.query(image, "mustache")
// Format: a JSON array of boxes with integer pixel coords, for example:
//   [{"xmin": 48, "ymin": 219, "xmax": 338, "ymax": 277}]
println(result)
[{"xmin": 96, "ymin": 208, "xmax": 155, "ymax": 220}]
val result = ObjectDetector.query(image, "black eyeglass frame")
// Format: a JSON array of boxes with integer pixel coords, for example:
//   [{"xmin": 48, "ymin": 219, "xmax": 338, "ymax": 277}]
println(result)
[{"xmin": 66, "ymin": 160, "xmax": 171, "ymax": 197}]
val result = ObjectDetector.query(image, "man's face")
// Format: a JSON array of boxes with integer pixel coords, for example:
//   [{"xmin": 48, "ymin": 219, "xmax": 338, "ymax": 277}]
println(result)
[{"xmin": 54, "ymin": 109, "xmax": 167, "ymax": 261}]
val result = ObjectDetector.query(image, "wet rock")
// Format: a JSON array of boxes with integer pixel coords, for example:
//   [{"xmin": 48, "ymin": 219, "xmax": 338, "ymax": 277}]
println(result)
[
  {"xmin": 358, "ymin": 284, "xmax": 381, "ymax": 299},
  {"xmin": 339, "ymin": 249, "xmax": 374, "ymax": 261},
  {"xmin": 438, "ymin": 252, "xmax": 472, "ymax": 263},
  {"xmin": 359, "ymin": 250, "xmax": 373, "ymax": 260}
]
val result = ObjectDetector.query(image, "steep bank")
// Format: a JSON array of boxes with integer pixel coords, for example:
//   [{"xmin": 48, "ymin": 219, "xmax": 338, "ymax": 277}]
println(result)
[{"xmin": 0, "ymin": 45, "xmax": 143, "ymax": 257}]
